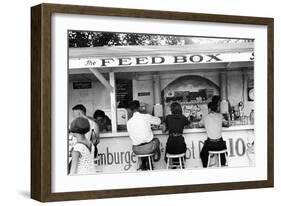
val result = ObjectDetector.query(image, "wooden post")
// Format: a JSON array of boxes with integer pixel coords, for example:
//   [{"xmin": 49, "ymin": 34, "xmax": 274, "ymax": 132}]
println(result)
[
  {"xmin": 88, "ymin": 68, "xmax": 113, "ymax": 92},
  {"xmin": 220, "ymin": 71, "xmax": 229, "ymax": 114},
  {"xmin": 109, "ymin": 72, "xmax": 117, "ymax": 132},
  {"xmin": 220, "ymin": 71, "xmax": 227, "ymax": 100},
  {"xmin": 152, "ymin": 74, "xmax": 163, "ymax": 117},
  {"xmin": 153, "ymin": 74, "xmax": 161, "ymax": 104}
]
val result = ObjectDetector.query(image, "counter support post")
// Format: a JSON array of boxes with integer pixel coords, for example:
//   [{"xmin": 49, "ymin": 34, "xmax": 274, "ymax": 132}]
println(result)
[
  {"xmin": 220, "ymin": 71, "xmax": 227, "ymax": 101},
  {"xmin": 220, "ymin": 71, "xmax": 229, "ymax": 114},
  {"xmin": 153, "ymin": 74, "xmax": 163, "ymax": 117},
  {"xmin": 109, "ymin": 72, "xmax": 117, "ymax": 132},
  {"xmin": 153, "ymin": 74, "xmax": 161, "ymax": 105}
]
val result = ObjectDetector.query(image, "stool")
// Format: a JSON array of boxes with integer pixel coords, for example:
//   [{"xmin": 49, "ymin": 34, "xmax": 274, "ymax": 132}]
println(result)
[
  {"xmin": 135, "ymin": 153, "xmax": 154, "ymax": 171},
  {"xmin": 207, "ymin": 150, "xmax": 228, "ymax": 168},
  {"xmin": 166, "ymin": 153, "xmax": 186, "ymax": 169}
]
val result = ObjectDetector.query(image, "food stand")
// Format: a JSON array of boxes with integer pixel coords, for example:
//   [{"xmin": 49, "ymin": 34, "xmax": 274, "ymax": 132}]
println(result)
[{"xmin": 68, "ymin": 43, "xmax": 255, "ymax": 173}]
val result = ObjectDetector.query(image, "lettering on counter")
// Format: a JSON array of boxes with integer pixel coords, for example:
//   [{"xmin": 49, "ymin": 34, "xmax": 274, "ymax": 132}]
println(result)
[
  {"xmin": 96, "ymin": 136, "xmax": 251, "ymax": 172},
  {"xmin": 97, "ymin": 148, "xmax": 137, "ymax": 171}
]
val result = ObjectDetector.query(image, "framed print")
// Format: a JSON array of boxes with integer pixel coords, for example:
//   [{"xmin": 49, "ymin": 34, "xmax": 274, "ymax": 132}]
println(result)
[{"xmin": 31, "ymin": 3, "xmax": 274, "ymax": 202}]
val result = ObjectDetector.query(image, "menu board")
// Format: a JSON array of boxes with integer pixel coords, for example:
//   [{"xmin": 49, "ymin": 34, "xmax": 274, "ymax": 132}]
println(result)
[
  {"xmin": 165, "ymin": 89, "xmax": 213, "ymax": 104},
  {"xmin": 116, "ymin": 79, "xmax": 132, "ymax": 108}
]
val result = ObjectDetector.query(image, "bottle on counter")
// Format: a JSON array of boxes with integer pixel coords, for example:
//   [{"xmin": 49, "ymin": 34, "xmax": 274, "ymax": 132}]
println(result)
[
  {"xmin": 249, "ymin": 109, "xmax": 254, "ymax": 125},
  {"xmin": 231, "ymin": 106, "xmax": 236, "ymax": 121}
]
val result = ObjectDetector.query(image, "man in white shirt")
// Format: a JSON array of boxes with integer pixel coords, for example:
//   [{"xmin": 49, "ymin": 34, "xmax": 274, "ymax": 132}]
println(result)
[
  {"xmin": 199, "ymin": 101, "xmax": 228, "ymax": 168},
  {"xmin": 127, "ymin": 100, "xmax": 161, "ymax": 170}
]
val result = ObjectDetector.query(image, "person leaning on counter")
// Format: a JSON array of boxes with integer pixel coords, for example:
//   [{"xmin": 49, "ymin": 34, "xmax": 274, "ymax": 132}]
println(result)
[
  {"xmin": 93, "ymin": 109, "xmax": 112, "ymax": 132},
  {"xmin": 126, "ymin": 100, "xmax": 161, "ymax": 171},
  {"xmin": 199, "ymin": 100, "xmax": 229, "ymax": 168}
]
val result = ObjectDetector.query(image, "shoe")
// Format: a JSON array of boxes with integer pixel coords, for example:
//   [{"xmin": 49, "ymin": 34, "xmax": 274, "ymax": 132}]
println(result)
[
  {"xmin": 153, "ymin": 148, "xmax": 161, "ymax": 161},
  {"xmin": 137, "ymin": 164, "xmax": 147, "ymax": 171},
  {"xmin": 144, "ymin": 161, "xmax": 154, "ymax": 170}
]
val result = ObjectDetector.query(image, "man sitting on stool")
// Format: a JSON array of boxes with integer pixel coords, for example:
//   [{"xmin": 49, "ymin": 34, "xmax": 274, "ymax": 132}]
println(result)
[
  {"xmin": 199, "ymin": 101, "xmax": 228, "ymax": 168},
  {"xmin": 126, "ymin": 100, "xmax": 161, "ymax": 171}
]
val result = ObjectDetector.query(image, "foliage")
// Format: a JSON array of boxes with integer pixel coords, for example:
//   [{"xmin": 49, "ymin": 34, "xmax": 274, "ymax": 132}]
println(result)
[
  {"xmin": 68, "ymin": 31, "xmax": 193, "ymax": 47},
  {"xmin": 68, "ymin": 31, "xmax": 253, "ymax": 48}
]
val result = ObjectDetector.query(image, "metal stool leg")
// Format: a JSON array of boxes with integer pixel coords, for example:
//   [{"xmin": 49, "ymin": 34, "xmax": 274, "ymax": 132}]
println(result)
[
  {"xmin": 179, "ymin": 157, "xmax": 183, "ymax": 169},
  {"xmin": 167, "ymin": 157, "xmax": 170, "ymax": 169},
  {"xmin": 225, "ymin": 152, "xmax": 228, "ymax": 166},
  {"xmin": 137, "ymin": 157, "xmax": 140, "ymax": 170},
  {"xmin": 218, "ymin": 154, "xmax": 221, "ymax": 167},
  {"xmin": 148, "ymin": 156, "xmax": 152, "ymax": 170},
  {"xmin": 207, "ymin": 153, "xmax": 211, "ymax": 167}
]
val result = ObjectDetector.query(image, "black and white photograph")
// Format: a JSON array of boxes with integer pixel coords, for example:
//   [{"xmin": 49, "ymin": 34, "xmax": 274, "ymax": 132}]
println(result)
[
  {"xmin": 67, "ymin": 31, "xmax": 255, "ymax": 175},
  {"xmin": 29, "ymin": 2, "xmax": 274, "ymax": 202}
]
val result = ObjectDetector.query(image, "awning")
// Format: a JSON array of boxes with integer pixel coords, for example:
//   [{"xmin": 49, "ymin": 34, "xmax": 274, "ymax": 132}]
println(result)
[{"xmin": 69, "ymin": 42, "xmax": 254, "ymax": 72}]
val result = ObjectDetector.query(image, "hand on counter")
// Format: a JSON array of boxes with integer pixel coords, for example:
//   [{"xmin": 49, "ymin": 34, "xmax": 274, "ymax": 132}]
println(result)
[
  {"xmin": 160, "ymin": 124, "xmax": 167, "ymax": 133},
  {"xmin": 222, "ymin": 122, "xmax": 230, "ymax": 128},
  {"xmin": 187, "ymin": 122, "xmax": 204, "ymax": 129},
  {"xmin": 150, "ymin": 124, "xmax": 168, "ymax": 134},
  {"xmin": 151, "ymin": 124, "xmax": 161, "ymax": 130}
]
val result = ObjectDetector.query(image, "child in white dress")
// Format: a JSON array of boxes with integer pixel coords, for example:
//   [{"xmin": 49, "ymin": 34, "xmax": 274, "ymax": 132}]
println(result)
[{"xmin": 69, "ymin": 117, "xmax": 96, "ymax": 175}]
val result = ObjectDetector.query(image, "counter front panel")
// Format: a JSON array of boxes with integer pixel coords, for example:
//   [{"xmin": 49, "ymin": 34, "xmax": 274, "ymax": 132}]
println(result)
[{"xmin": 96, "ymin": 126, "xmax": 254, "ymax": 173}]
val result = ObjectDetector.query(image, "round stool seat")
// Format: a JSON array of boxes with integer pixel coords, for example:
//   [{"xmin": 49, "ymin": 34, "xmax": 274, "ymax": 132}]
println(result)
[
  {"xmin": 135, "ymin": 153, "xmax": 154, "ymax": 171},
  {"xmin": 209, "ymin": 150, "xmax": 227, "ymax": 155},
  {"xmin": 166, "ymin": 153, "xmax": 186, "ymax": 158},
  {"xmin": 207, "ymin": 150, "xmax": 228, "ymax": 168},
  {"xmin": 166, "ymin": 153, "xmax": 186, "ymax": 169},
  {"xmin": 135, "ymin": 153, "xmax": 154, "ymax": 158}
]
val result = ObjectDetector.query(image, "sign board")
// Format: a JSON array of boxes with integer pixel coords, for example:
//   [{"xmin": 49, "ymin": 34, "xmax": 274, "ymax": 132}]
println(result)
[
  {"xmin": 69, "ymin": 52, "xmax": 255, "ymax": 69},
  {"xmin": 138, "ymin": 92, "xmax": 151, "ymax": 96},
  {"xmin": 73, "ymin": 81, "xmax": 92, "ymax": 89},
  {"xmin": 116, "ymin": 79, "xmax": 132, "ymax": 108},
  {"xmin": 94, "ymin": 128, "xmax": 255, "ymax": 173}
]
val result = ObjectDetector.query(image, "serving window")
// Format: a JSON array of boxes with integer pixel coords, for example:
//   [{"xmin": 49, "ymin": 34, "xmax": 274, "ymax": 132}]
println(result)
[{"xmin": 68, "ymin": 42, "xmax": 254, "ymax": 134}]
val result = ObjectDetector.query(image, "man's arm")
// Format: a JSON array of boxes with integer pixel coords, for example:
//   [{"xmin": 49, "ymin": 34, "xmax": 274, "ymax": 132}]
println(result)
[
  {"xmin": 222, "ymin": 118, "xmax": 230, "ymax": 127},
  {"xmin": 220, "ymin": 114, "xmax": 230, "ymax": 127},
  {"xmin": 91, "ymin": 121, "xmax": 100, "ymax": 145},
  {"xmin": 146, "ymin": 114, "xmax": 161, "ymax": 125}
]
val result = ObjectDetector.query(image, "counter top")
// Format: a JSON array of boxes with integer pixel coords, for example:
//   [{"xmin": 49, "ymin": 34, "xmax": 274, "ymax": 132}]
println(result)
[{"xmin": 100, "ymin": 125, "xmax": 254, "ymax": 138}]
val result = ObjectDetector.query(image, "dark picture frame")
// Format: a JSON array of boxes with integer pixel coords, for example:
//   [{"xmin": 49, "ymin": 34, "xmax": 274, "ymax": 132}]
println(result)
[{"xmin": 31, "ymin": 3, "xmax": 274, "ymax": 202}]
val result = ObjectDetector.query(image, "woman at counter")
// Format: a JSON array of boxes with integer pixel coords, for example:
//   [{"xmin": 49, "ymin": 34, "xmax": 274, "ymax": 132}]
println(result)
[{"xmin": 162, "ymin": 102, "xmax": 190, "ymax": 167}]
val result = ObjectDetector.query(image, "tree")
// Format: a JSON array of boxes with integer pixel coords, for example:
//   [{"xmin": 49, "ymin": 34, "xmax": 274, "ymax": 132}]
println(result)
[
  {"xmin": 68, "ymin": 31, "xmax": 192, "ymax": 47},
  {"xmin": 68, "ymin": 31, "xmax": 253, "ymax": 48}
]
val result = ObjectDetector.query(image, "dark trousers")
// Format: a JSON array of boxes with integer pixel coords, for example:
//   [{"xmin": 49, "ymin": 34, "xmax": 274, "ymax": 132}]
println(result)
[
  {"xmin": 94, "ymin": 144, "xmax": 98, "ymax": 158},
  {"xmin": 200, "ymin": 137, "xmax": 227, "ymax": 168},
  {"xmin": 133, "ymin": 138, "xmax": 161, "ymax": 170},
  {"xmin": 165, "ymin": 135, "xmax": 187, "ymax": 163}
]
